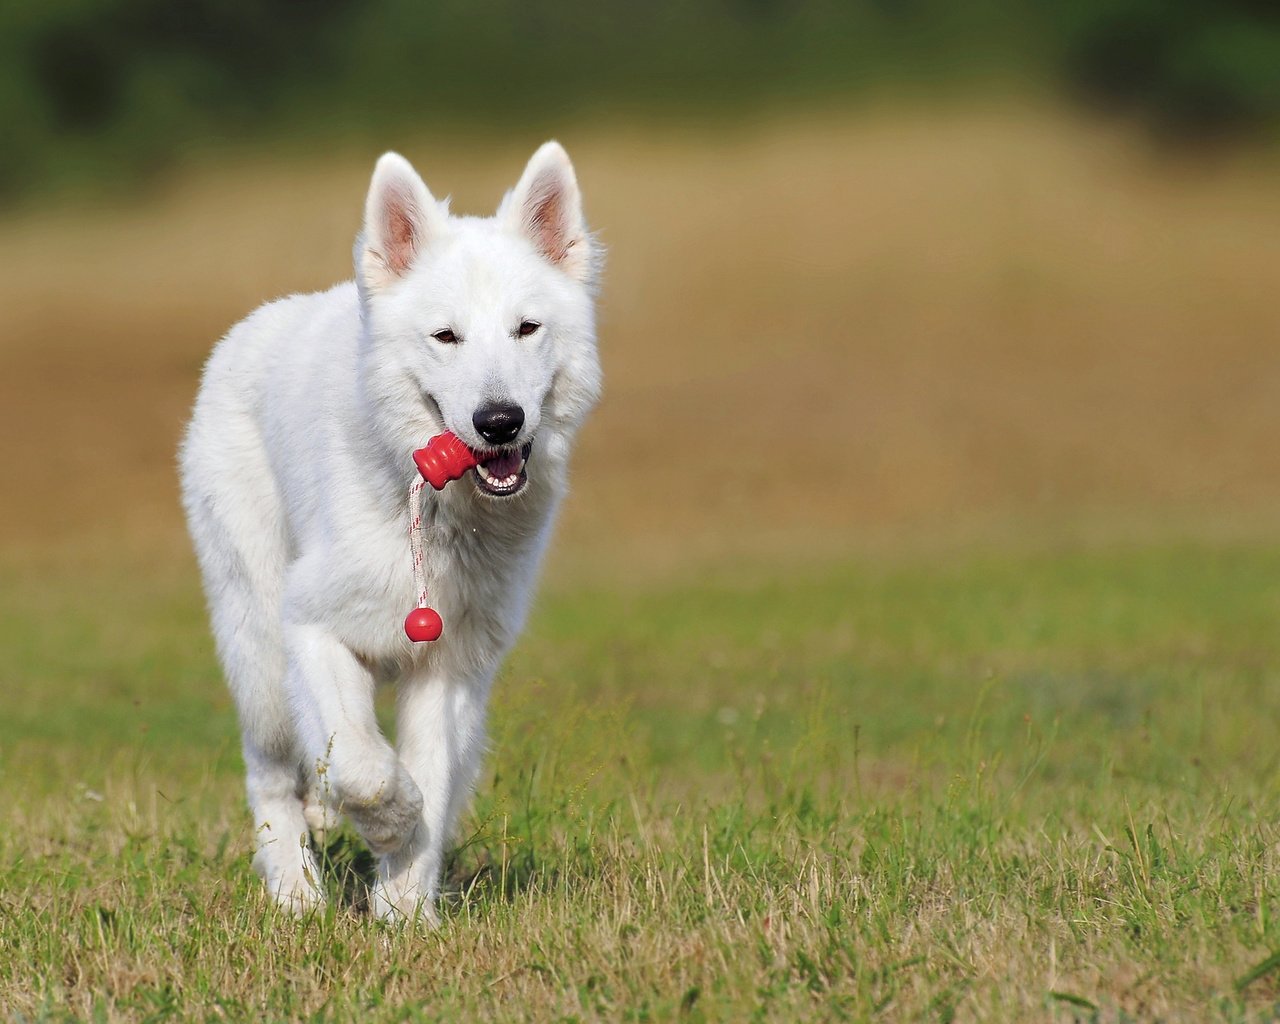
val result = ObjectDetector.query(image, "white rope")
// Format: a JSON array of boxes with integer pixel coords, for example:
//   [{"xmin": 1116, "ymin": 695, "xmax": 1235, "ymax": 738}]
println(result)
[{"xmin": 408, "ymin": 477, "xmax": 428, "ymax": 609}]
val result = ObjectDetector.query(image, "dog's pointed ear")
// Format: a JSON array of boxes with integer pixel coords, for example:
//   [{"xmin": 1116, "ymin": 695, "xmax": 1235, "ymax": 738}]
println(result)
[
  {"xmin": 358, "ymin": 152, "xmax": 445, "ymax": 292},
  {"xmin": 501, "ymin": 141, "xmax": 595, "ymax": 285}
]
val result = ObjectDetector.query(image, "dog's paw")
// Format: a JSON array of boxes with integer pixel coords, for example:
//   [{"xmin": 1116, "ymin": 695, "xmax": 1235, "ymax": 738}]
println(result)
[
  {"xmin": 370, "ymin": 877, "xmax": 441, "ymax": 928},
  {"xmin": 302, "ymin": 788, "xmax": 339, "ymax": 846},
  {"xmin": 253, "ymin": 840, "xmax": 326, "ymax": 915},
  {"xmin": 340, "ymin": 759, "xmax": 424, "ymax": 856},
  {"xmin": 271, "ymin": 880, "xmax": 327, "ymax": 916}
]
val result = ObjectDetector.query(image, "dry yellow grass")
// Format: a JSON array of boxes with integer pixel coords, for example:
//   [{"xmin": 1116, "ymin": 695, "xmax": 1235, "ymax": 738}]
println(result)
[{"xmin": 0, "ymin": 100, "xmax": 1277, "ymax": 577}]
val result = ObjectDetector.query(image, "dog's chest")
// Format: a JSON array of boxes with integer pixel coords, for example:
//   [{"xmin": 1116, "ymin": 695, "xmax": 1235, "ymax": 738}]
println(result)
[
  {"xmin": 324, "ymin": 493, "xmax": 550, "ymax": 671},
  {"xmin": 426, "ymin": 507, "xmax": 546, "ymax": 636}
]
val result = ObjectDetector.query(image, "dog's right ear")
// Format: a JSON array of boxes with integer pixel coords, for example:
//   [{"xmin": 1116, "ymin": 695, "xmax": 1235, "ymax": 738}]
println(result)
[{"xmin": 357, "ymin": 153, "xmax": 446, "ymax": 293}]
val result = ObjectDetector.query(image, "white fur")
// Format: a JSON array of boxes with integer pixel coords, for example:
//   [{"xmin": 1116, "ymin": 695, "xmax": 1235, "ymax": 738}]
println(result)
[{"xmin": 180, "ymin": 143, "xmax": 601, "ymax": 922}]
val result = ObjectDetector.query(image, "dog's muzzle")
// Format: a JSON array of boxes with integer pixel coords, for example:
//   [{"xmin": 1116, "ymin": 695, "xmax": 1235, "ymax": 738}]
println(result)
[{"xmin": 472, "ymin": 441, "xmax": 533, "ymax": 496}]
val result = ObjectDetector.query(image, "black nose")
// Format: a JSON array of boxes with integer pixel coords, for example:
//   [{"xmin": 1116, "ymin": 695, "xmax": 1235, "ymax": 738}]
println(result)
[{"xmin": 473, "ymin": 403, "xmax": 525, "ymax": 446}]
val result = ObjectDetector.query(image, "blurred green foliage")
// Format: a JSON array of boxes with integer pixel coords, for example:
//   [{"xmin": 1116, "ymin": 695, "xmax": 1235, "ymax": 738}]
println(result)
[
  {"xmin": 0, "ymin": 0, "xmax": 1275, "ymax": 201},
  {"xmin": 1059, "ymin": 0, "xmax": 1280, "ymax": 137}
]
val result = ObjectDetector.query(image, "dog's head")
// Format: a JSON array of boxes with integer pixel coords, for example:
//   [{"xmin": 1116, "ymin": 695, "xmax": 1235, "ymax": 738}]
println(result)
[{"xmin": 355, "ymin": 143, "xmax": 602, "ymax": 499}]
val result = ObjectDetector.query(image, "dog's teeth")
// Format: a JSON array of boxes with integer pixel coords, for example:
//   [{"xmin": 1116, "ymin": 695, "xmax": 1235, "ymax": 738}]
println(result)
[{"xmin": 474, "ymin": 453, "xmax": 527, "ymax": 493}]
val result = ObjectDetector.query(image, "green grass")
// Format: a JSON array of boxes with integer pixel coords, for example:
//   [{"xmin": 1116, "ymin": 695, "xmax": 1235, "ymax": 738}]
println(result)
[{"xmin": 5, "ymin": 544, "xmax": 1280, "ymax": 1020}]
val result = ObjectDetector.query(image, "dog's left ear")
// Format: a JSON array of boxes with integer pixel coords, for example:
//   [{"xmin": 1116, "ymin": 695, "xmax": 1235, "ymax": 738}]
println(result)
[
  {"xmin": 358, "ymin": 152, "xmax": 447, "ymax": 293},
  {"xmin": 501, "ymin": 142, "xmax": 595, "ymax": 286}
]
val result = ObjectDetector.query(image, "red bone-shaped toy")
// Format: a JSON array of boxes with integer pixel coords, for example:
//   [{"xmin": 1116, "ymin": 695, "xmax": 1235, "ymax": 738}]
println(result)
[
  {"xmin": 403, "ymin": 431, "xmax": 476, "ymax": 643},
  {"xmin": 412, "ymin": 431, "xmax": 477, "ymax": 490}
]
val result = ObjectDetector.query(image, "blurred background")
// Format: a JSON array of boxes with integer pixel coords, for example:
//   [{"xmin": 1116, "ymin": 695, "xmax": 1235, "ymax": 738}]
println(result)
[{"xmin": 0, "ymin": 0, "xmax": 1277, "ymax": 579}]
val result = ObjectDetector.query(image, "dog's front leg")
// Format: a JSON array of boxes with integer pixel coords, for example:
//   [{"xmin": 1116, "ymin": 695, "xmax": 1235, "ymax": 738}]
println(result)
[
  {"xmin": 371, "ymin": 669, "xmax": 491, "ymax": 924},
  {"xmin": 284, "ymin": 624, "xmax": 423, "ymax": 857}
]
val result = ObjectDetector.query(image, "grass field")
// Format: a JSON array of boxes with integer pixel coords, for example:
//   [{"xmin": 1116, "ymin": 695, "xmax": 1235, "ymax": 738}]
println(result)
[
  {"xmin": 5, "ymin": 545, "xmax": 1280, "ymax": 1019},
  {"xmin": 2, "ymin": 102, "xmax": 1280, "ymax": 1020}
]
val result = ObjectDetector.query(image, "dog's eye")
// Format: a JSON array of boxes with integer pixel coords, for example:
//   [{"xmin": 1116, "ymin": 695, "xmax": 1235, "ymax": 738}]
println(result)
[
  {"xmin": 431, "ymin": 329, "xmax": 459, "ymax": 344},
  {"xmin": 517, "ymin": 321, "xmax": 541, "ymax": 338}
]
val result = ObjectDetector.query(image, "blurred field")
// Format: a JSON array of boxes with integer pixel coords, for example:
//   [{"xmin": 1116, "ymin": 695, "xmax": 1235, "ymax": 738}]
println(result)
[
  {"xmin": 4, "ymin": 102, "xmax": 1280, "ymax": 1020},
  {"xmin": 1, "ymin": 100, "xmax": 1278, "ymax": 573}
]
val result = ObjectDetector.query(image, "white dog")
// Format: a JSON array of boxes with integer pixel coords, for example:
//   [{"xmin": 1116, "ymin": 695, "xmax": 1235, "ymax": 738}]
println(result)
[{"xmin": 180, "ymin": 143, "xmax": 601, "ymax": 922}]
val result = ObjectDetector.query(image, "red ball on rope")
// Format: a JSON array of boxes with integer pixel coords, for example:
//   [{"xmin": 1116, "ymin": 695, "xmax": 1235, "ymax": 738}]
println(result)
[
  {"xmin": 405, "ymin": 432, "xmax": 476, "ymax": 643},
  {"xmin": 404, "ymin": 606, "xmax": 444, "ymax": 643}
]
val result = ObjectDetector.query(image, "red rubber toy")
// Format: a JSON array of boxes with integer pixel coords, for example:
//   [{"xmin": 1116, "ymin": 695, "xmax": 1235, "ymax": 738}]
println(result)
[
  {"xmin": 404, "ymin": 606, "xmax": 443, "ymax": 643},
  {"xmin": 404, "ymin": 432, "xmax": 477, "ymax": 643},
  {"xmin": 413, "ymin": 431, "xmax": 477, "ymax": 490}
]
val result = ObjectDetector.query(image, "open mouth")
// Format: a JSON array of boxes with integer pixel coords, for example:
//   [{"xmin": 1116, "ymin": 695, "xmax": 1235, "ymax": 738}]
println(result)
[{"xmin": 472, "ymin": 441, "xmax": 533, "ymax": 497}]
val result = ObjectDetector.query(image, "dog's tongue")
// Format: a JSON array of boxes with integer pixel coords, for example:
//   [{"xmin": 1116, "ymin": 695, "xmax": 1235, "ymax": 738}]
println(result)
[{"xmin": 482, "ymin": 450, "xmax": 523, "ymax": 478}]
